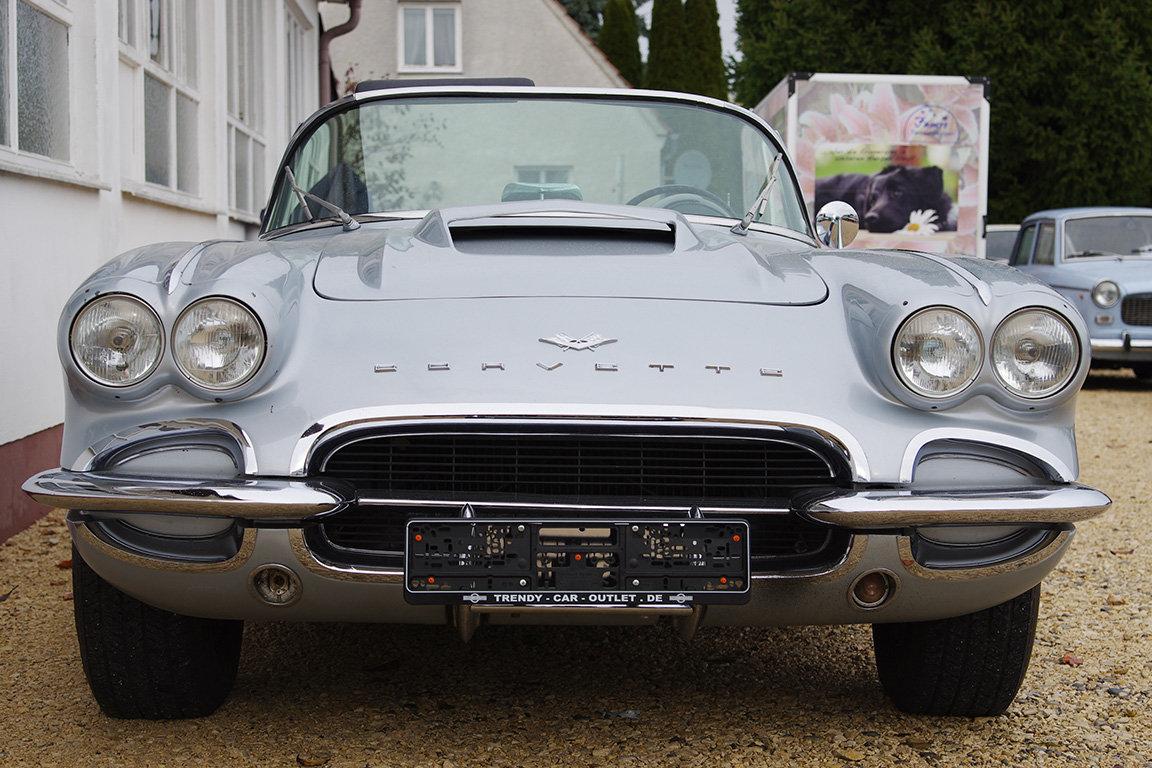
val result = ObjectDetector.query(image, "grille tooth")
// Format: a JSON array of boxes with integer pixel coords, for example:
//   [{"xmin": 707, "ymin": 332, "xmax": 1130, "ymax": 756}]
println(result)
[
  {"xmin": 320, "ymin": 433, "xmax": 837, "ymax": 503},
  {"xmin": 1121, "ymin": 293, "xmax": 1152, "ymax": 326}
]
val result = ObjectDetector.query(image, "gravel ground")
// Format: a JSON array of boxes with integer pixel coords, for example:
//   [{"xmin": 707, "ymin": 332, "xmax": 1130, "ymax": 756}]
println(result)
[{"xmin": 1, "ymin": 373, "xmax": 1149, "ymax": 768}]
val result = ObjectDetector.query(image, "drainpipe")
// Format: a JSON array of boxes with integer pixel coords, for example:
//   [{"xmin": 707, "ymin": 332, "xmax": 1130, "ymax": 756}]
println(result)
[{"xmin": 319, "ymin": 0, "xmax": 363, "ymax": 105}]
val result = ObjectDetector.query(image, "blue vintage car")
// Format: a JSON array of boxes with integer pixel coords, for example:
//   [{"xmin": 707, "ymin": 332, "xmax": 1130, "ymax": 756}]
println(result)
[{"xmin": 1011, "ymin": 207, "xmax": 1152, "ymax": 380}]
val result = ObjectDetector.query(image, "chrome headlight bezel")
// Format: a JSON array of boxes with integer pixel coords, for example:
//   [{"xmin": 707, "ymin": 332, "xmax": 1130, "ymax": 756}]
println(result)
[
  {"xmin": 172, "ymin": 297, "xmax": 267, "ymax": 391},
  {"xmin": 1091, "ymin": 280, "xmax": 1120, "ymax": 308},
  {"xmin": 891, "ymin": 306, "xmax": 984, "ymax": 400},
  {"xmin": 68, "ymin": 293, "xmax": 164, "ymax": 388},
  {"xmin": 991, "ymin": 307, "xmax": 1081, "ymax": 399}
]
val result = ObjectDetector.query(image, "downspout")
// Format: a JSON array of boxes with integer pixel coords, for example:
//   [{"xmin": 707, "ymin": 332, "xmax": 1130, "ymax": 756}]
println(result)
[{"xmin": 319, "ymin": 0, "xmax": 363, "ymax": 105}]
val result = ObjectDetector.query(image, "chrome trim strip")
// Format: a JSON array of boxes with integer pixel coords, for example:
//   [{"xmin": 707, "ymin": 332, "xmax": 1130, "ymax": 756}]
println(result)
[
  {"xmin": 899, "ymin": 427, "xmax": 1075, "ymax": 483},
  {"xmin": 288, "ymin": 405, "xmax": 870, "ymax": 481},
  {"xmin": 356, "ymin": 497, "xmax": 792, "ymax": 515},
  {"xmin": 1092, "ymin": 337, "xmax": 1152, "ymax": 354},
  {"xmin": 73, "ymin": 419, "xmax": 259, "ymax": 474},
  {"xmin": 288, "ymin": 528, "xmax": 403, "ymax": 583},
  {"xmin": 799, "ymin": 485, "xmax": 1111, "ymax": 529},
  {"xmin": 25, "ymin": 469, "xmax": 355, "ymax": 522}
]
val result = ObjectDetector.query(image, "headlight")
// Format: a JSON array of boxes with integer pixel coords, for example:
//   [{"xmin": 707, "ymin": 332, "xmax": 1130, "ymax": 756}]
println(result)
[
  {"xmin": 893, "ymin": 307, "xmax": 983, "ymax": 398},
  {"xmin": 69, "ymin": 294, "xmax": 163, "ymax": 387},
  {"xmin": 1091, "ymin": 280, "xmax": 1120, "ymax": 308},
  {"xmin": 173, "ymin": 298, "xmax": 266, "ymax": 390},
  {"xmin": 991, "ymin": 309, "xmax": 1079, "ymax": 398}
]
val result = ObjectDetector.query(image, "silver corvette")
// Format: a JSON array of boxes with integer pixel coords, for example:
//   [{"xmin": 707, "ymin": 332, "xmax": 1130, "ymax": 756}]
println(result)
[{"xmin": 25, "ymin": 83, "xmax": 1110, "ymax": 719}]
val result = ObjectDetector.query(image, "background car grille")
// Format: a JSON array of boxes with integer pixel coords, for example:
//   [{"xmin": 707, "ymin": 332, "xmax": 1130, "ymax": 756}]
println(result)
[
  {"xmin": 318, "ymin": 432, "xmax": 838, "ymax": 504},
  {"xmin": 1121, "ymin": 293, "xmax": 1152, "ymax": 326},
  {"xmin": 310, "ymin": 504, "xmax": 846, "ymax": 573}
]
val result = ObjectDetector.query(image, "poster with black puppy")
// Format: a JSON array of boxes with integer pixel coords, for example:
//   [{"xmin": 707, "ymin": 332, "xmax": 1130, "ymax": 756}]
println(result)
[{"xmin": 815, "ymin": 144, "xmax": 960, "ymax": 240}]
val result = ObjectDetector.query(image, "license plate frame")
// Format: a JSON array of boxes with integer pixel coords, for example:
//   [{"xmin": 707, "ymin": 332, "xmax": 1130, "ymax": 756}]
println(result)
[{"xmin": 404, "ymin": 518, "xmax": 750, "ymax": 607}]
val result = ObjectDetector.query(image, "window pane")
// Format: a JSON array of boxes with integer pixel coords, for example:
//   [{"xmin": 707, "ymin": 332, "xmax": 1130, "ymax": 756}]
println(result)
[
  {"xmin": 403, "ymin": 8, "xmax": 426, "ymax": 66},
  {"xmin": 17, "ymin": 2, "xmax": 70, "ymax": 160},
  {"xmin": 252, "ymin": 138, "xmax": 265, "ymax": 214},
  {"xmin": 432, "ymin": 8, "xmax": 455, "ymax": 67},
  {"xmin": 176, "ymin": 92, "xmax": 197, "ymax": 193},
  {"xmin": 179, "ymin": 0, "xmax": 197, "ymax": 86},
  {"xmin": 149, "ymin": 0, "xmax": 164, "ymax": 63},
  {"xmin": 144, "ymin": 74, "xmax": 171, "ymax": 185},
  {"xmin": 0, "ymin": 0, "xmax": 8, "ymax": 146},
  {"xmin": 119, "ymin": 0, "xmax": 135, "ymax": 45},
  {"xmin": 1035, "ymin": 223, "xmax": 1055, "ymax": 265},
  {"xmin": 233, "ymin": 129, "xmax": 250, "ymax": 212}
]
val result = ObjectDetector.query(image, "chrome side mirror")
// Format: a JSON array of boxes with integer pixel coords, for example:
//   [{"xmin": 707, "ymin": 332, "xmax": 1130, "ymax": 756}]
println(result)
[{"xmin": 815, "ymin": 201, "xmax": 859, "ymax": 248}]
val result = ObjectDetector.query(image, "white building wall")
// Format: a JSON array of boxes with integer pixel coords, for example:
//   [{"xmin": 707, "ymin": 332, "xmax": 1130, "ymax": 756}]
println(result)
[
  {"xmin": 0, "ymin": 0, "xmax": 321, "ymax": 447},
  {"xmin": 320, "ymin": 0, "xmax": 627, "ymax": 90}
]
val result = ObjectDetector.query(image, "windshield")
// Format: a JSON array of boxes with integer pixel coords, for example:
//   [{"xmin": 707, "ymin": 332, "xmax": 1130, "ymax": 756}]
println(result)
[
  {"xmin": 1065, "ymin": 216, "xmax": 1152, "ymax": 257},
  {"xmin": 265, "ymin": 95, "xmax": 808, "ymax": 235},
  {"xmin": 985, "ymin": 230, "xmax": 1016, "ymax": 261}
]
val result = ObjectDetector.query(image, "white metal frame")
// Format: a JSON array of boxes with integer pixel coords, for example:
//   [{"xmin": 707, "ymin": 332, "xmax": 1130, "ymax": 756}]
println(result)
[
  {"xmin": 0, "ymin": 0, "xmax": 75, "ymax": 169},
  {"xmin": 396, "ymin": 2, "xmax": 463, "ymax": 74},
  {"xmin": 225, "ymin": 0, "xmax": 270, "ymax": 219},
  {"xmin": 119, "ymin": 0, "xmax": 204, "ymax": 196}
]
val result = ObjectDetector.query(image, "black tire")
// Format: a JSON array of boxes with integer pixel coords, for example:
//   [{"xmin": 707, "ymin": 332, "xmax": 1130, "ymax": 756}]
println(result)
[
  {"xmin": 872, "ymin": 585, "xmax": 1041, "ymax": 716},
  {"xmin": 1133, "ymin": 363, "xmax": 1152, "ymax": 382},
  {"xmin": 72, "ymin": 546, "xmax": 243, "ymax": 719}
]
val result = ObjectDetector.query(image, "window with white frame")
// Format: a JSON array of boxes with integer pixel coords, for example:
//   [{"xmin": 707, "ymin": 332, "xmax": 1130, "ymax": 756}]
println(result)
[
  {"xmin": 398, "ymin": 3, "xmax": 461, "ymax": 73},
  {"xmin": 227, "ymin": 0, "xmax": 266, "ymax": 216},
  {"xmin": 0, "ymin": 0, "xmax": 71, "ymax": 161},
  {"xmin": 116, "ymin": 0, "xmax": 199, "ymax": 193},
  {"xmin": 516, "ymin": 166, "xmax": 572, "ymax": 185},
  {"xmin": 284, "ymin": 3, "xmax": 313, "ymax": 131}
]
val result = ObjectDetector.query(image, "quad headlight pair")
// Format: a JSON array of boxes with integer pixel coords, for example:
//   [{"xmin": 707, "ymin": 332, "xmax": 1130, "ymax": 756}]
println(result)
[
  {"xmin": 69, "ymin": 295, "xmax": 265, "ymax": 390},
  {"xmin": 893, "ymin": 306, "xmax": 1079, "ymax": 400}
]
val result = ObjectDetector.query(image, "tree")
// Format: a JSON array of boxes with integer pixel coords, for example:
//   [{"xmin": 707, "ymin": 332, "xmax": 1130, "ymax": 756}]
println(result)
[
  {"xmin": 598, "ymin": 0, "xmax": 643, "ymax": 86},
  {"xmin": 682, "ymin": 0, "xmax": 727, "ymax": 99},
  {"xmin": 557, "ymin": 0, "xmax": 609, "ymax": 37},
  {"xmin": 730, "ymin": 0, "xmax": 1152, "ymax": 223},
  {"xmin": 647, "ymin": 0, "xmax": 689, "ymax": 92}
]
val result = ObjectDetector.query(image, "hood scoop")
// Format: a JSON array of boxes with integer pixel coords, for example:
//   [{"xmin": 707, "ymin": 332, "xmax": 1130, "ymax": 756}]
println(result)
[{"xmin": 313, "ymin": 201, "xmax": 828, "ymax": 305}]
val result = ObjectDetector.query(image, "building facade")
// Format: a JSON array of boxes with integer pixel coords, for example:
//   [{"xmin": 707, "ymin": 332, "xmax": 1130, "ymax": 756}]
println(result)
[
  {"xmin": 319, "ymin": 0, "xmax": 627, "ymax": 90},
  {"xmin": 0, "ymin": 0, "xmax": 324, "ymax": 538}
]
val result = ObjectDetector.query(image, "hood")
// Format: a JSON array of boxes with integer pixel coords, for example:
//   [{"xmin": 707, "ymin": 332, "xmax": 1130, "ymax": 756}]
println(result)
[
  {"xmin": 311, "ymin": 204, "xmax": 828, "ymax": 305},
  {"xmin": 1052, "ymin": 257, "xmax": 1152, "ymax": 288}
]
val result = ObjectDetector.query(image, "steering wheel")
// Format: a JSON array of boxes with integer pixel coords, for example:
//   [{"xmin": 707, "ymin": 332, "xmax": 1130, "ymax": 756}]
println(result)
[{"xmin": 626, "ymin": 185, "xmax": 736, "ymax": 218}]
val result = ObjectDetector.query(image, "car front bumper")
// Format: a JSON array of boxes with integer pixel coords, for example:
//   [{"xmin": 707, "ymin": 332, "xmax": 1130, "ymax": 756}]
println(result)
[
  {"xmin": 26, "ymin": 468, "xmax": 1110, "ymax": 630},
  {"xmin": 1091, "ymin": 334, "xmax": 1152, "ymax": 362}
]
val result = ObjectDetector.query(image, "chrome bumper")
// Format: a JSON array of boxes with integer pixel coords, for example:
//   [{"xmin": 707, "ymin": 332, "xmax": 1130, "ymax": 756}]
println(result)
[
  {"xmin": 25, "ymin": 469, "xmax": 1110, "ymax": 528},
  {"xmin": 1091, "ymin": 335, "xmax": 1152, "ymax": 360},
  {"xmin": 22, "ymin": 469, "xmax": 354, "ymax": 523},
  {"xmin": 799, "ymin": 485, "xmax": 1111, "ymax": 528}
]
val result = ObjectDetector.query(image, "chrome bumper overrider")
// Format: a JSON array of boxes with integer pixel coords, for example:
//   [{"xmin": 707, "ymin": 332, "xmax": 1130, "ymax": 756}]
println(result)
[{"xmin": 25, "ymin": 469, "xmax": 1110, "ymax": 528}]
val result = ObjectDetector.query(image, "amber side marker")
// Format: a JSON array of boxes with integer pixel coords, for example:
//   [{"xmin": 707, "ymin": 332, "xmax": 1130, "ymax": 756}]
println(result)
[{"xmin": 851, "ymin": 571, "xmax": 894, "ymax": 608}]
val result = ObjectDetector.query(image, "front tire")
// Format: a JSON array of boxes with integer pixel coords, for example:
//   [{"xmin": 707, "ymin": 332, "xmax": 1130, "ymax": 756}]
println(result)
[
  {"xmin": 1133, "ymin": 363, "xmax": 1152, "ymax": 382},
  {"xmin": 872, "ymin": 585, "xmax": 1040, "ymax": 716},
  {"xmin": 73, "ymin": 546, "xmax": 243, "ymax": 719}
]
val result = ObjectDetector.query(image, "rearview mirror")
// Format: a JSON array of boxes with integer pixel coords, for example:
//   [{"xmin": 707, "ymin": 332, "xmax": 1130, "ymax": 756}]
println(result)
[{"xmin": 815, "ymin": 201, "xmax": 859, "ymax": 248}]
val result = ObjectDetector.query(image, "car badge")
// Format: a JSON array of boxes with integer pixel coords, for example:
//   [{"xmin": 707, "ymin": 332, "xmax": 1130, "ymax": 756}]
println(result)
[{"xmin": 539, "ymin": 332, "xmax": 618, "ymax": 351}]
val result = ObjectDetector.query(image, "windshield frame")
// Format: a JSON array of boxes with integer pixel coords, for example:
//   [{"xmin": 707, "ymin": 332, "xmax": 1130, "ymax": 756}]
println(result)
[{"xmin": 259, "ymin": 85, "xmax": 813, "ymax": 241}]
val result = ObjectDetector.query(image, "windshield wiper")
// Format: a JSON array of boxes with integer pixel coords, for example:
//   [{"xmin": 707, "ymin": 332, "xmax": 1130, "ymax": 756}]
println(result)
[
  {"xmin": 283, "ymin": 166, "xmax": 361, "ymax": 232},
  {"xmin": 1068, "ymin": 250, "xmax": 1117, "ymax": 259},
  {"xmin": 731, "ymin": 153, "xmax": 783, "ymax": 236}
]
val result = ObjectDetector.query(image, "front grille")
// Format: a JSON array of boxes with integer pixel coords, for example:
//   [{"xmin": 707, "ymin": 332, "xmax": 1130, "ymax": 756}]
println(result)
[
  {"xmin": 308, "ymin": 504, "xmax": 847, "ymax": 573},
  {"xmin": 1121, "ymin": 293, "xmax": 1152, "ymax": 326},
  {"xmin": 318, "ymin": 431, "xmax": 839, "ymax": 504}
]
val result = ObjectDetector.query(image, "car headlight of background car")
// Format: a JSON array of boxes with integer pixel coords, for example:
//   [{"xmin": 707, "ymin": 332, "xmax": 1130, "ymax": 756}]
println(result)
[
  {"xmin": 173, "ymin": 297, "xmax": 266, "ymax": 390},
  {"xmin": 1091, "ymin": 280, "xmax": 1120, "ymax": 308},
  {"xmin": 892, "ymin": 307, "xmax": 983, "ymax": 398},
  {"xmin": 991, "ymin": 308, "xmax": 1079, "ymax": 398},
  {"xmin": 69, "ymin": 294, "xmax": 164, "ymax": 387}
]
